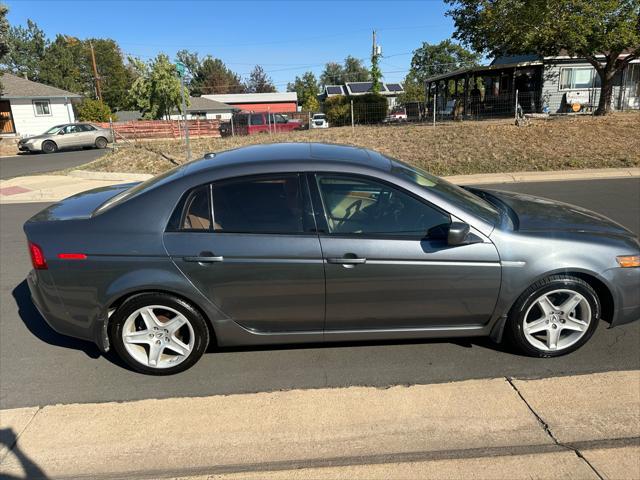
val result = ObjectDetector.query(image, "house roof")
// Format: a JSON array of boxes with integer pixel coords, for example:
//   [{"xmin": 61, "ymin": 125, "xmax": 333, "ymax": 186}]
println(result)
[
  {"xmin": 0, "ymin": 72, "xmax": 82, "ymax": 99},
  {"xmin": 203, "ymin": 92, "xmax": 298, "ymax": 104},
  {"xmin": 187, "ymin": 96, "xmax": 236, "ymax": 112},
  {"xmin": 424, "ymin": 59, "xmax": 544, "ymax": 83}
]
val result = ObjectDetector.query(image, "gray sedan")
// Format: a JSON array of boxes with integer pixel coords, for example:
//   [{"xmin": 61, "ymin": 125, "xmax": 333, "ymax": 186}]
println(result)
[
  {"xmin": 18, "ymin": 123, "xmax": 113, "ymax": 154},
  {"xmin": 24, "ymin": 143, "xmax": 640, "ymax": 374}
]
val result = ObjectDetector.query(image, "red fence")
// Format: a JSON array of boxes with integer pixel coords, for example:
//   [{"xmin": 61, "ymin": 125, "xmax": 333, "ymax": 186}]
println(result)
[{"xmin": 96, "ymin": 120, "xmax": 221, "ymax": 140}]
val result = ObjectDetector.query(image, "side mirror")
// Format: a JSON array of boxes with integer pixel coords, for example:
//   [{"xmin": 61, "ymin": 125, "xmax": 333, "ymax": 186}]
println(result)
[
  {"xmin": 448, "ymin": 222, "xmax": 470, "ymax": 246},
  {"xmin": 58, "ymin": 131, "xmax": 65, "ymax": 135}
]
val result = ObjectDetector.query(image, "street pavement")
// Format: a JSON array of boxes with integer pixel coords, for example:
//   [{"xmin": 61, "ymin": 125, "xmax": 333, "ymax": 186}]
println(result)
[
  {"xmin": 0, "ymin": 148, "xmax": 106, "ymax": 179},
  {"xmin": 0, "ymin": 178, "xmax": 638, "ymax": 409}
]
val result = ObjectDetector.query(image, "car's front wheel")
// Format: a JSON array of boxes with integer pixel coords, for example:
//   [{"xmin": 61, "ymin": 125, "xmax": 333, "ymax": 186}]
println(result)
[
  {"xmin": 506, "ymin": 275, "xmax": 599, "ymax": 357},
  {"xmin": 109, "ymin": 293, "xmax": 209, "ymax": 375},
  {"xmin": 41, "ymin": 140, "xmax": 58, "ymax": 154}
]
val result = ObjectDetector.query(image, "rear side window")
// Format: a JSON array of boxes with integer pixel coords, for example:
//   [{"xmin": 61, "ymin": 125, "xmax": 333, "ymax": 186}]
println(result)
[
  {"xmin": 250, "ymin": 114, "xmax": 264, "ymax": 125},
  {"xmin": 212, "ymin": 175, "xmax": 305, "ymax": 234},
  {"xmin": 181, "ymin": 186, "xmax": 212, "ymax": 230}
]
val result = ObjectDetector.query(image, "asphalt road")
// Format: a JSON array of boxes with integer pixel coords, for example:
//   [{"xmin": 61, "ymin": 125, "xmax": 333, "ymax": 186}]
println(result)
[
  {"xmin": 1, "ymin": 178, "xmax": 638, "ymax": 409},
  {"xmin": 0, "ymin": 148, "xmax": 106, "ymax": 179}
]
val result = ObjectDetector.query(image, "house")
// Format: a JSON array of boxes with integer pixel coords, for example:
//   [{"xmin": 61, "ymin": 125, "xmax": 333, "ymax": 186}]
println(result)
[
  {"xmin": 319, "ymin": 82, "xmax": 405, "ymax": 108},
  {"xmin": 168, "ymin": 96, "xmax": 237, "ymax": 121},
  {"xmin": 202, "ymin": 92, "xmax": 298, "ymax": 113},
  {"xmin": 0, "ymin": 72, "xmax": 82, "ymax": 137},
  {"xmin": 424, "ymin": 52, "xmax": 639, "ymax": 117}
]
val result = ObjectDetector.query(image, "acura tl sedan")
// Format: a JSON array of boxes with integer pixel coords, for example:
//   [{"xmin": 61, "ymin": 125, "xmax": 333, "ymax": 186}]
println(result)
[
  {"xmin": 24, "ymin": 143, "xmax": 640, "ymax": 374},
  {"xmin": 18, "ymin": 123, "xmax": 113, "ymax": 154}
]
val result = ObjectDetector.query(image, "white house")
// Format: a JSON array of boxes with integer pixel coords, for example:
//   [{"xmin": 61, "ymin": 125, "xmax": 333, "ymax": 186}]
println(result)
[
  {"xmin": 168, "ymin": 96, "xmax": 237, "ymax": 121},
  {"xmin": 0, "ymin": 72, "xmax": 82, "ymax": 138}
]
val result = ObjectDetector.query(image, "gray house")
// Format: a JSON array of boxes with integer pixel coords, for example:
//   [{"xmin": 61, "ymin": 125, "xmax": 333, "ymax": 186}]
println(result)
[{"xmin": 424, "ymin": 52, "xmax": 639, "ymax": 116}]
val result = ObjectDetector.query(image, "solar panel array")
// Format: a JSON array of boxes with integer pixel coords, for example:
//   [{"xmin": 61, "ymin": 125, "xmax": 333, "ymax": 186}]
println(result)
[
  {"xmin": 348, "ymin": 82, "xmax": 373, "ymax": 93},
  {"xmin": 326, "ymin": 86, "xmax": 343, "ymax": 95},
  {"xmin": 386, "ymin": 83, "xmax": 404, "ymax": 92}
]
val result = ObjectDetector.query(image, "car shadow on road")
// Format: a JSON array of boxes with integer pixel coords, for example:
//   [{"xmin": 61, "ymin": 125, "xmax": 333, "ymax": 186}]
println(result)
[
  {"xmin": 0, "ymin": 428, "xmax": 49, "ymax": 479},
  {"xmin": 12, "ymin": 280, "xmax": 102, "ymax": 359}
]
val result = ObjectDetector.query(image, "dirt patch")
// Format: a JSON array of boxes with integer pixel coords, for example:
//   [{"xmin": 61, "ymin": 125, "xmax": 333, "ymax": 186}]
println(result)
[{"xmin": 79, "ymin": 114, "xmax": 640, "ymax": 176}]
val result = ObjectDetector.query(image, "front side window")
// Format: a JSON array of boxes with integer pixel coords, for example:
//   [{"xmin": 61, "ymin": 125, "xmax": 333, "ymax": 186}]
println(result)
[
  {"xmin": 34, "ymin": 100, "xmax": 51, "ymax": 116},
  {"xmin": 181, "ymin": 186, "xmax": 212, "ymax": 230},
  {"xmin": 274, "ymin": 114, "xmax": 287, "ymax": 124},
  {"xmin": 212, "ymin": 175, "xmax": 305, "ymax": 234},
  {"xmin": 316, "ymin": 174, "xmax": 450, "ymax": 238},
  {"xmin": 559, "ymin": 67, "xmax": 601, "ymax": 90},
  {"xmin": 250, "ymin": 114, "xmax": 264, "ymax": 126}
]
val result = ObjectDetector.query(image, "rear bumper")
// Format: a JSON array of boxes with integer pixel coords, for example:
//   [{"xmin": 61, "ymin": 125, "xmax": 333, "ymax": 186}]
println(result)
[
  {"xmin": 603, "ymin": 266, "xmax": 640, "ymax": 327},
  {"xmin": 27, "ymin": 270, "xmax": 104, "ymax": 348}
]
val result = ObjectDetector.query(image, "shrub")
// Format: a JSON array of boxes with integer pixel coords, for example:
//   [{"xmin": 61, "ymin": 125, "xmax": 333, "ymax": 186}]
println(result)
[
  {"xmin": 76, "ymin": 99, "xmax": 117, "ymax": 122},
  {"xmin": 323, "ymin": 96, "xmax": 350, "ymax": 126},
  {"xmin": 322, "ymin": 93, "xmax": 389, "ymax": 126}
]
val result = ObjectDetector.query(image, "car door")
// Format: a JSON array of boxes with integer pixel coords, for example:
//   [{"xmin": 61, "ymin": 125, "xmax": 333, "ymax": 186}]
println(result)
[
  {"xmin": 310, "ymin": 173, "xmax": 501, "ymax": 331},
  {"xmin": 55, "ymin": 125, "xmax": 80, "ymax": 148},
  {"xmin": 75, "ymin": 124, "xmax": 97, "ymax": 147},
  {"xmin": 163, "ymin": 173, "xmax": 325, "ymax": 333}
]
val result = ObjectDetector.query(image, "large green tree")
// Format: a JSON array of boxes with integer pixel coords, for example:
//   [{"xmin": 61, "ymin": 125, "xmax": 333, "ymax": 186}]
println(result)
[
  {"xmin": 1, "ymin": 18, "xmax": 47, "ymax": 81},
  {"xmin": 245, "ymin": 65, "xmax": 276, "ymax": 93},
  {"xmin": 287, "ymin": 71, "xmax": 320, "ymax": 111},
  {"xmin": 446, "ymin": 0, "xmax": 640, "ymax": 114},
  {"xmin": 127, "ymin": 53, "xmax": 187, "ymax": 119},
  {"xmin": 176, "ymin": 50, "xmax": 245, "ymax": 95},
  {"xmin": 320, "ymin": 56, "xmax": 370, "ymax": 86},
  {"xmin": 86, "ymin": 38, "xmax": 132, "ymax": 110},
  {"xmin": 38, "ymin": 35, "xmax": 88, "ymax": 95}
]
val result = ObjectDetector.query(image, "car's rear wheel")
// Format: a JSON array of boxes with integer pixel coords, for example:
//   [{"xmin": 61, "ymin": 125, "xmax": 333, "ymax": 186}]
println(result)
[
  {"xmin": 109, "ymin": 293, "xmax": 209, "ymax": 375},
  {"xmin": 95, "ymin": 136, "xmax": 108, "ymax": 149},
  {"xmin": 41, "ymin": 140, "xmax": 58, "ymax": 154},
  {"xmin": 506, "ymin": 275, "xmax": 599, "ymax": 357}
]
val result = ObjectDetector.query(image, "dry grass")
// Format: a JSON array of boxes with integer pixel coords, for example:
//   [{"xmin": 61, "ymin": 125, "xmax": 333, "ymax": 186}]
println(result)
[{"xmin": 80, "ymin": 113, "xmax": 640, "ymax": 176}]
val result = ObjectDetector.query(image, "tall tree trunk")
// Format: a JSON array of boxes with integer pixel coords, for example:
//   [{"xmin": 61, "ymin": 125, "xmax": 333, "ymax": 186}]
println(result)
[{"xmin": 595, "ymin": 70, "xmax": 615, "ymax": 116}]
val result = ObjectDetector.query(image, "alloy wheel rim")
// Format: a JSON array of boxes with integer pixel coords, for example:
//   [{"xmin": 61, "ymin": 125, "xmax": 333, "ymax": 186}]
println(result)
[
  {"xmin": 523, "ymin": 289, "xmax": 591, "ymax": 352},
  {"xmin": 122, "ymin": 305, "xmax": 195, "ymax": 369}
]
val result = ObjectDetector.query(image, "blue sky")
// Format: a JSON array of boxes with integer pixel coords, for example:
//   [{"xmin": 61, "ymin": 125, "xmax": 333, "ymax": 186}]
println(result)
[{"xmin": 6, "ymin": 0, "xmax": 455, "ymax": 90}]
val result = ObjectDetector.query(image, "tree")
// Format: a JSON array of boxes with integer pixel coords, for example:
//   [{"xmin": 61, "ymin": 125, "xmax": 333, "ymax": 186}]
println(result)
[
  {"xmin": 76, "ymin": 98, "xmax": 115, "ymax": 122},
  {"xmin": 409, "ymin": 39, "xmax": 480, "ymax": 82},
  {"xmin": 176, "ymin": 50, "xmax": 245, "ymax": 95},
  {"xmin": 287, "ymin": 71, "xmax": 320, "ymax": 111},
  {"xmin": 446, "ymin": 0, "xmax": 640, "ymax": 115},
  {"xmin": 320, "ymin": 56, "xmax": 370, "ymax": 86},
  {"xmin": 0, "ymin": 4, "xmax": 8, "ymax": 63},
  {"xmin": 38, "ymin": 35, "xmax": 88, "ymax": 95},
  {"xmin": 1, "ymin": 19, "xmax": 47, "ymax": 81},
  {"xmin": 127, "ymin": 53, "xmax": 187, "ymax": 119},
  {"xmin": 245, "ymin": 65, "xmax": 276, "ymax": 93},
  {"xmin": 370, "ymin": 49, "xmax": 382, "ymax": 94},
  {"xmin": 86, "ymin": 38, "xmax": 132, "ymax": 111}
]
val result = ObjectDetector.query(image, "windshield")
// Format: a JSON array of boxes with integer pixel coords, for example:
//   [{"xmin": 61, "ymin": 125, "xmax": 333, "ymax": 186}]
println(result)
[
  {"xmin": 44, "ymin": 125, "xmax": 65, "ymax": 134},
  {"xmin": 389, "ymin": 159, "xmax": 499, "ymax": 226},
  {"xmin": 313, "ymin": 114, "xmax": 326, "ymax": 119}
]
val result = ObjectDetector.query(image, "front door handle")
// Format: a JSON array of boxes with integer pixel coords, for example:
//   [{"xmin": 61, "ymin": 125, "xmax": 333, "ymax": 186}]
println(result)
[
  {"xmin": 326, "ymin": 257, "xmax": 367, "ymax": 265},
  {"xmin": 183, "ymin": 253, "xmax": 224, "ymax": 263}
]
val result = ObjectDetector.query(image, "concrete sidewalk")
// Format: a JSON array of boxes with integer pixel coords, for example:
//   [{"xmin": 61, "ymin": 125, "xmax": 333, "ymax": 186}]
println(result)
[
  {"xmin": 1, "ymin": 167, "xmax": 639, "ymax": 204},
  {"xmin": 1, "ymin": 370, "xmax": 638, "ymax": 479}
]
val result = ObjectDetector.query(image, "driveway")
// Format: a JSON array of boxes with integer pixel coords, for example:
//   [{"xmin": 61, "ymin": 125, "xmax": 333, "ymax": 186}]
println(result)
[
  {"xmin": 0, "ymin": 178, "xmax": 638, "ymax": 409},
  {"xmin": 0, "ymin": 148, "xmax": 107, "ymax": 179}
]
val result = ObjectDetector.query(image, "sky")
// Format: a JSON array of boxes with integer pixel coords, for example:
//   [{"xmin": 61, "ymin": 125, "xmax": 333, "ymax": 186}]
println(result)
[{"xmin": 6, "ymin": 0, "xmax": 456, "ymax": 90}]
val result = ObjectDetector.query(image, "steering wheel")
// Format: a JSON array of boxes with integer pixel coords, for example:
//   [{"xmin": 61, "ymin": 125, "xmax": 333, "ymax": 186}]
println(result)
[{"xmin": 336, "ymin": 199, "xmax": 362, "ymax": 230}]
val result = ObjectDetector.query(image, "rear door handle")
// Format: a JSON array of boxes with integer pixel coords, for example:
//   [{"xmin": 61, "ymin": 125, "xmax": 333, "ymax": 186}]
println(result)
[
  {"xmin": 183, "ymin": 255, "xmax": 224, "ymax": 263},
  {"xmin": 326, "ymin": 257, "xmax": 367, "ymax": 265}
]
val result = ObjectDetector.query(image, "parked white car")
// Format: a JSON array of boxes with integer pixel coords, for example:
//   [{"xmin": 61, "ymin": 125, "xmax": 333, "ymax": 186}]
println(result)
[
  {"xmin": 310, "ymin": 113, "xmax": 329, "ymax": 129},
  {"xmin": 18, "ymin": 123, "xmax": 113, "ymax": 154}
]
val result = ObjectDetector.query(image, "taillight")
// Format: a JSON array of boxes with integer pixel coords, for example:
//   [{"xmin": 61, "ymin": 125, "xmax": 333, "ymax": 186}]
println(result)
[
  {"xmin": 28, "ymin": 241, "xmax": 47, "ymax": 270},
  {"xmin": 57, "ymin": 253, "xmax": 87, "ymax": 260}
]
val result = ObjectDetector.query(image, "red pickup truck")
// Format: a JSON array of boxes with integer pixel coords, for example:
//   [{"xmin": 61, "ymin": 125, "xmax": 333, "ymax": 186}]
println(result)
[{"xmin": 220, "ymin": 112, "xmax": 303, "ymax": 136}]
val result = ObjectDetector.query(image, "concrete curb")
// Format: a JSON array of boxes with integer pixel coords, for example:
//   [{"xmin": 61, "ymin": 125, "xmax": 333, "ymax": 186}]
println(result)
[
  {"xmin": 67, "ymin": 170, "xmax": 153, "ymax": 182},
  {"xmin": 0, "ymin": 371, "xmax": 638, "ymax": 479},
  {"xmin": 445, "ymin": 167, "xmax": 640, "ymax": 186}
]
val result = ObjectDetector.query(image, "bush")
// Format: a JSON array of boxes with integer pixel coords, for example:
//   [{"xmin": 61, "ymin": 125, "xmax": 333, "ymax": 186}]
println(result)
[
  {"xmin": 323, "ymin": 96, "xmax": 350, "ymax": 126},
  {"xmin": 322, "ymin": 93, "xmax": 389, "ymax": 126},
  {"xmin": 76, "ymin": 99, "xmax": 116, "ymax": 122}
]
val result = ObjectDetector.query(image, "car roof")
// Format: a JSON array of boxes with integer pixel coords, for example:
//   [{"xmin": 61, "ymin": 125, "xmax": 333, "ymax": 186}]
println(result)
[{"xmin": 183, "ymin": 143, "xmax": 391, "ymax": 177}]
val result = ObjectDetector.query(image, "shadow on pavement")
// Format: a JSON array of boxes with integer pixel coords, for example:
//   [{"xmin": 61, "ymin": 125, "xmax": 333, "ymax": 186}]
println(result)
[{"xmin": 0, "ymin": 428, "xmax": 49, "ymax": 479}]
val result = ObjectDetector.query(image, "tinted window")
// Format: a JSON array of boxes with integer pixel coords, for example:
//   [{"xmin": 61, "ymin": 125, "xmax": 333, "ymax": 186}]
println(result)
[
  {"xmin": 213, "ymin": 175, "xmax": 304, "ymax": 234},
  {"xmin": 77, "ymin": 124, "xmax": 96, "ymax": 132},
  {"xmin": 250, "ymin": 114, "xmax": 264, "ymax": 126},
  {"xmin": 235, "ymin": 114, "xmax": 248, "ymax": 126},
  {"xmin": 181, "ymin": 186, "xmax": 212, "ymax": 230},
  {"xmin": 274, "ymin": 114, "xmax": 287, "ymax": 124},
  {"xmin": 316, "ymin": 175, "xmax": 450, "ymax": 237}
]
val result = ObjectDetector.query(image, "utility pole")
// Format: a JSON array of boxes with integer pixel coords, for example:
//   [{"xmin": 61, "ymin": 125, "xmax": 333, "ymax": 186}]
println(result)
[
  {"xmin": 370, "ymin": 30, "xmax": 382, "ymax": 94},
  {"xmin": 89, "ymin": 42, "xmax": 102, "ymax": 101},
  {"xmin": 176, "ymin": 61, "xmax": 191, "ymax": 162}
]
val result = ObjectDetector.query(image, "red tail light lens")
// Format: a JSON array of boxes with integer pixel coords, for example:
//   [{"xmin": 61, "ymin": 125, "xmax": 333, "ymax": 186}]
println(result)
[
  {"xmin": 28, "ymin": 242, "xmax": 47, "ymax": 270},
  {"xmin": 57, "ymin": 253, "xmax": 87, "ymax": 260}
]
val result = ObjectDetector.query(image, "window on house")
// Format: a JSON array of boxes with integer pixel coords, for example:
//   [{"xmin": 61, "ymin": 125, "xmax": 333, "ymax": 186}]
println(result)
[
  {"xmin": 34, "ymin": 100, "xmax": 51, "ymax": 116},
  {"xmin": 190, "ymin": 112, "xmax": 206, "ymax": 120},
  {"xmin": 559, "ymin": 67, "xmax": 601, "ymax": 90}
]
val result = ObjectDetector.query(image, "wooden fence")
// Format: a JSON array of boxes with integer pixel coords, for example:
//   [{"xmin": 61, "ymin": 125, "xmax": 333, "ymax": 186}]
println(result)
[{"xmin": 95, "ymin": 120, "xmax": 221, "ymax": 140}]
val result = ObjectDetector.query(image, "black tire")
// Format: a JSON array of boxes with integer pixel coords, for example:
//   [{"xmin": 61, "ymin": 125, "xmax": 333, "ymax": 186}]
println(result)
[
  {"xmin": 109, "ymin": 293, "xmax": 210, "ymax": 375},
  {"xmin": 95, "ymin": 136, "xmax": 108, "ymax": 149},
  {"xmin": 41, "ymin": 140, "xmax": 58, "ymax": 154},
  {"xmin": 506, "ymin": 275, "xmax": 600, "ymax": 357}
]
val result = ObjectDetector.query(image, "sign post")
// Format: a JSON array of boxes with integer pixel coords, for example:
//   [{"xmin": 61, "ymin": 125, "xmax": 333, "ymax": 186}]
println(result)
[{"xmin": 175, "ymin": 61, "xmax": 191, "ymax": 162}]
